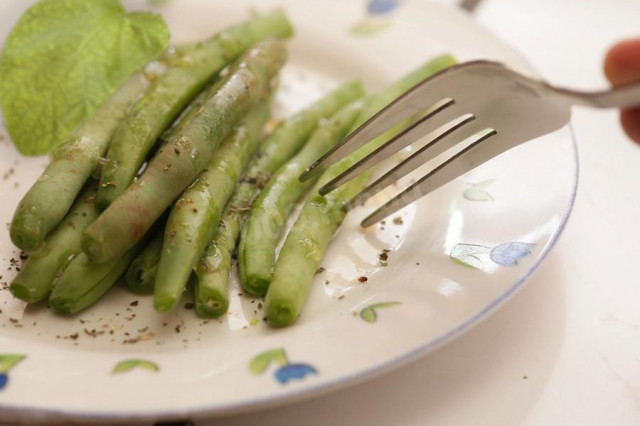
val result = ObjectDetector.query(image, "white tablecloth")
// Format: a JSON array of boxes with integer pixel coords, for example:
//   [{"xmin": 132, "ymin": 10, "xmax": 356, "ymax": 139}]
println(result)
[{"xmin": 202, "ymin": 0, "xmax": 640, "ymax": 425}]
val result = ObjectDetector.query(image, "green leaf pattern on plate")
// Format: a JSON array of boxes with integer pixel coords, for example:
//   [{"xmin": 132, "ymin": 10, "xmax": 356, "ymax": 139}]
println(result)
[
  {"xmin": 350, "ymin": 19, "xmax": 393, "ymax": 36},
  {"xmin": 249, "ymin": 348, "xmax": 289, "ymax": 375},
  {"xmin": 0, "ymin": 355, "xmax": 25, "ymax": 374},
  {"xmin": 360, "ymin": 302, "xmax": 401, "ymax": 323},
  {"xmin": 0, "ymin": 354, "xmax": 26, "ymax": 391},
  {"xmin": 450, "ymin": 243, "xmax": 491, "ymax": 270},
  {"xmin": 463, "ymin": 179, "xmax": 495, "ymax": 201},
  {"xmin": 112, "ymin": 359, "xmax": 160, "ymax": 374}
]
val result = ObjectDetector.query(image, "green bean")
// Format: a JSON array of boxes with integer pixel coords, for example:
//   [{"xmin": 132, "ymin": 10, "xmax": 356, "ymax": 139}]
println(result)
[
  {"xmin": 9, "ymin": 183, "xmax": 100, "ymax": 303},
  {"xmin": 50, "ymin": 213, "xmax": 169, "ymax": 315},
  {"xmin": 49, "ymin": 250, "xmax": 139, "ymax": 316},
  {"xmin": 160, "ymin": 84, "xmax": 213, "ymax": 145},
  {"xmin": 125, "ymin": 231, "xmax": 163, "ymax": 295},
  {"xmin": 82, "ymin": 39, "xmax": 288, "ymax": 264},
  {"xmin": 154, "ymin": 102, "xmax": 270, "ymax": 312},
  {"xmin": 238, "ymin": 97, "xmax": 364, "ymax": 296}
]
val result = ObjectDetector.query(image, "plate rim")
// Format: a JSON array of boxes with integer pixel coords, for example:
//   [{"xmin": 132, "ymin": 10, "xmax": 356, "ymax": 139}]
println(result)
[{"xmin": 0, "ymin": 1, "xmax": 580, "ymax": 423}]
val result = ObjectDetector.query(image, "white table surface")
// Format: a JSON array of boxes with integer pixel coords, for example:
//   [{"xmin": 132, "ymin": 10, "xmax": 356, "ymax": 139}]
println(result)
[{"xmin": 194, "ymin": 1, "xmax": 640, "ymax": 425}]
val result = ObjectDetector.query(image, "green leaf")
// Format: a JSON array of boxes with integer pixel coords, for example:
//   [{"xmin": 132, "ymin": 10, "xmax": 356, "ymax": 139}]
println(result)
[
  {"xmin": 112, "ymin": 359, "xmax": 159, "ymax": 374},
  {"xmin": 248, "ymin": 348, "xmax": 288, "ymax": 375},
  {"xmin": 359, "ymin": 302, "xmax": 401, "ymax": 323},
  {"xmin": 0, "ymin": 0, "xmax": 169, "ymax": 155},
  {"xmin": 450, "ymin": 243, "xmax": 491, "ymax": 270},
  {"xmin": 0, "ymin": 355, "xmax": 25, "ymax": 373}
]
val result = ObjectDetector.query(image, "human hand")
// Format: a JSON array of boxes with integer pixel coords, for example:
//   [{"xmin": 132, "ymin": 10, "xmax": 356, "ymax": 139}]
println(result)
[{"xmin": 604, "ymin": 39, "xmax": 640, "ymax": 144}]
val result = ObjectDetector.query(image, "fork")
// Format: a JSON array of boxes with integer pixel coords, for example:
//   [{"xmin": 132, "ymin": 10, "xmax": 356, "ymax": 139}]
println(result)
[{"xmin": 299, "ymin": 60, "xmax": 640, "ymax": 227}]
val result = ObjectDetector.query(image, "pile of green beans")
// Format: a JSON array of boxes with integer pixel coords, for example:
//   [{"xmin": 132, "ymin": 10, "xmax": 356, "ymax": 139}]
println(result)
[
  {"xmin": 9, "ymin": 12, "xmax": 293, "ymax": 315},
  {"xmin": 8, "ymin": 10, "xmax": 456, "ymax": 326}
]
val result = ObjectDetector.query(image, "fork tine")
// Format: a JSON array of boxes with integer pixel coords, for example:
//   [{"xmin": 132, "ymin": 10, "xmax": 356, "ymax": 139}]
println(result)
[
  {"xmin": 318, "ymin": 98, "xmax": 458, "ymax": 195},
  {"xmin": 359, "ymin": 128, "xmax": 498, "ymax": 227},
  {"xmin": 301, "ymin": 97, "xmax": 453, "ymax": 182},
  {"xmin": 300, "ymin": 88, "xmax": 459, "ymax": 183},
  {"xmin": 347, "ymin": 114, "xmax": 480, "ymax": 208}
]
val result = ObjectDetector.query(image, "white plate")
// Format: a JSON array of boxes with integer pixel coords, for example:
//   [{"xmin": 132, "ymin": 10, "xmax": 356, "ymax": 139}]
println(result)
[{"xmin": 0, "ymin": 0, "xmax": 577, "ymax": 423}]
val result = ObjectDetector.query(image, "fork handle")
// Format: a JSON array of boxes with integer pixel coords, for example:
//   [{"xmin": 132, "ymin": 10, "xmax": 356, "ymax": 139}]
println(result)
[{"xmin": 558, "ymin": 80, "xmax": 640, "ymax": 109}]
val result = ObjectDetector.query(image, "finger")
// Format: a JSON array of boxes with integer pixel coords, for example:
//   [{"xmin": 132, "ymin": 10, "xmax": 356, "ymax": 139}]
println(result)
[
  {"xmin": 621, "ymin": 108, "xmax": 640, "ymax": 144},
  {"xmin": 604, "ymin": 38, "xmax": 640, "ymax": 86},
  {"xmin": 604, "ymin": 39, "xmax": 640, "ymax": 145}
]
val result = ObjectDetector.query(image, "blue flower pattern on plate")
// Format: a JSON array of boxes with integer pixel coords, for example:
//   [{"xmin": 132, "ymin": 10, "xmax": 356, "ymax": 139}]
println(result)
[
  {"xmin": 351, "ymin": 0, "xmax": 403, "ymax": 36},
  {"xmin": 490, "ymin": 242, "xmax": 535, "ymax": 266},
  {"xmin": 367, "ymin": 0, "xmax": 401, "ymax": 15},
  {"xmin": 451, "ymin": 242, "xmax": 535, "ymax": 270},
  {"xmin": 275, "ymin": 363, "xmax": 318, "ymax": 384},
  {"xmin": 249, "ymin": 348, "xmax": 318, "ymax": 385}
]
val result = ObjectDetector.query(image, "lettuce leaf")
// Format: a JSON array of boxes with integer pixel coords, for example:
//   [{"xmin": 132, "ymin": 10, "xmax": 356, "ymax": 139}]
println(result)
[{"xmin": 0, "ymin": 0, "xmax": 169, "ymax": 155}]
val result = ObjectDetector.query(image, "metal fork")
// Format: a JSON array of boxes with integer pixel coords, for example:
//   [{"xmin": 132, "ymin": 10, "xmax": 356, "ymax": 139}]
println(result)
[{"xmin": 300, "ymin": 60, "xmax": 640, "ymax": 227}]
